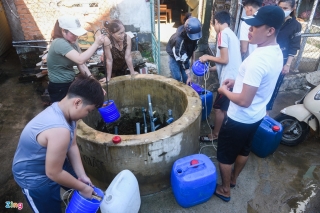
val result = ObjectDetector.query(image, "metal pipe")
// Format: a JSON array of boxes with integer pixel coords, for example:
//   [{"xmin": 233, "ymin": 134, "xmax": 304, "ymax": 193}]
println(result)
[
  {"xmin": 293, "ymin": 0, "xmax": 319, "ymax": 72},
  {"xmin": 296, "ymin": 0, "xmax": 302, "ymax": 15},
  {"xmin": 142, "ymin": 107, "xmax": 147, "ymax": 133},
  {"xmin": 234, "ymin": 0, "xmax": 243, "ymax": 35},
  {"xmin": 12, "ymin": 40, "xmax": 50, "ymax": 44},
  {"xmin": 166, "ymin": 109, "xmax": 174, "ymax": 125},
  {"xmin": 148, "ymin": 94, "xmax": 155, "ymax": 132},
  {"xmin": 301, "ymin": 33, "xmax": 320, "ymax": 37},
  {"xmin": 136, "ymin": 123, "xmax": 140, "ymax": 135},
  {"xmin": 157, "ymin": 0, "xmax": 161, "ymax": 74},
  {"xmin": 12, "ymin": 45, "xmax": 47, "ymax": 48},
  {"xmin": 198, "ymin": 0, "xmax": 204, "ymax": 21},
  {"xmin": 154, "ymin": 124, "xmax": 161, "ymax": 130}
]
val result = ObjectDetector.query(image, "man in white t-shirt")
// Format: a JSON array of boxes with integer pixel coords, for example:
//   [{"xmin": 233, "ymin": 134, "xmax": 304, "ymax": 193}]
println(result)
[
  {"xmin": 198, "ymin": 11, "xmax": 242, "ymax": 142},
  {"xmin": 213, "ymin": 6, "xmax": 284, "ymax": 202},
  {"xmin": 239, "ymin": 0, "xmax": 262, "ymax": 60}
]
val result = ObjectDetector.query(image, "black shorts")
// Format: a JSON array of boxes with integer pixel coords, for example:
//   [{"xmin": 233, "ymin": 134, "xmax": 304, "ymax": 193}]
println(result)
[
  {"xmin": 48, "ymin": 81, "xmax": 73, "ymax": 103},
  {"xmin": 213, "ymin": 91, "xmax": 230, "ymax": 111},
  {"xmin": 217, "ymin": 117, "xmax": 262, "ymax": 165}
]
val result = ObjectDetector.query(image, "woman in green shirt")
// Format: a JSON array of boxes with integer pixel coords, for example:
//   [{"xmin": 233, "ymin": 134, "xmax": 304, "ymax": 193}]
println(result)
[{"xmin": 47, "ymin": 15, "xmax": 105, "ymax": 103}]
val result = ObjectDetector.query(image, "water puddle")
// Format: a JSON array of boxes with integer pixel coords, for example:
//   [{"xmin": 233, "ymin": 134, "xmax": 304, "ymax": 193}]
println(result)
[
  {"xmin": 289, "ymin": 183, "xmax": 318, "ymax": 213},
  {"xmin": 288, "ymin": 165, "xmax": 319, "ymax": 212}
]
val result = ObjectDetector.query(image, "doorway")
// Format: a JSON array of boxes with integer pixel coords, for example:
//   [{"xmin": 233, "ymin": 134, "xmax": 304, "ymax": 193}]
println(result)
[{"xmin": 158, "ymin": 0, "xmax": 197, "ymax": 48}]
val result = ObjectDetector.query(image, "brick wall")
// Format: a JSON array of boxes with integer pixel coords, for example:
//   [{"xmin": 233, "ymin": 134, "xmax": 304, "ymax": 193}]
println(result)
[{"xmin": 13, "ymin": 0, "xmax": 115, "ymax": 40}]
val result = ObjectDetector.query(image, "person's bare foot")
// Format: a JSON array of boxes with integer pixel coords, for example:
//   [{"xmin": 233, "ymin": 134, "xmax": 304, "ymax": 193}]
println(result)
[
  {"xmin": 206, "ymin": 133, "xmax": 218, "ymax": 140},
  {"xmin": 215, "ymin": 184, "xmax": 230, "ymax": 197}
]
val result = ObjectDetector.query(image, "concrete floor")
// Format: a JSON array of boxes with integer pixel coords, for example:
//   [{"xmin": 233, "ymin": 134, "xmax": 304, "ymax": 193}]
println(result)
[{"xmin": 1, "ymin": 48, "xmax": 320, "ymax": 212}]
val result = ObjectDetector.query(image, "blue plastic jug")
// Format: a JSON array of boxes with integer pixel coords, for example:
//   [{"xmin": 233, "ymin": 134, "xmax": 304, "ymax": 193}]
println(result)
[
  {"xmin": 200, "ymin": 90, "xmax": 213, "ymax": 121},
  {"xmin": 190, "ymin": 83, "xmax": 203, "ymax": 94},
  {"xmin": 190, "ymin": 83, "xmax": 213, "ymax": 121},
  {"xmin": 251, "ymin": 116, "xmax": 283, "ymax": 158},
  {"xmin": 66, "ymin": 187, "xmax": 104, "ymax": 213},
  {"xmin": 171, "ymin": 154, "xmax": 217, "ymax": 208}
]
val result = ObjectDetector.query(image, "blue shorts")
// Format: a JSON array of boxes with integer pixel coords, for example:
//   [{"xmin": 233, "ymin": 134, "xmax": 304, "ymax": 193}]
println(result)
[{"xmin": 22, "ymin": 159, "xmax": 76, "ymax": 213}]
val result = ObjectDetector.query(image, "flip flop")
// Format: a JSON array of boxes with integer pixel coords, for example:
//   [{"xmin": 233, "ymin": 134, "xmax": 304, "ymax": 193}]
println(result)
[
  {"xmin": 199, "ymin": 135, "xmax": 218, "ymax": 142},
  {"xmin": 214, "ymin": 191, "xmax": 231, "ymax": 202},
  {"xmin": 230, "ymin": 184, "xmax": 236, "ymax": 188}
]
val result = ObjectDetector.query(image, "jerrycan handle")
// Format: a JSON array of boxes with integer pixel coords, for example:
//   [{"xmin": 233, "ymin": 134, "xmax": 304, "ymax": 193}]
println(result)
[
  {"xmin": 188, "ymin": 161, "xmax": 205, "ymax": 168},
  {"xmin": 183, "ymin": 161, "xmax": 205, "ymax": 172},
  {"xmin": 111, "ymin": 171, "xmax": 125, "ymax": 195}
]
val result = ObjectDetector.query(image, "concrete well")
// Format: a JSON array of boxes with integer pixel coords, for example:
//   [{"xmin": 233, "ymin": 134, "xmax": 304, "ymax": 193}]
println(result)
[{"xmin": 76, "ymin": 74, "xmax": 202, "ymax": 195}]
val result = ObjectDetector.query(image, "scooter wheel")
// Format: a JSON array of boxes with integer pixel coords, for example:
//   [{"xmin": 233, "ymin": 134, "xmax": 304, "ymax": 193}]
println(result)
[{"xmin": 274, "ymin": 113, "xmax": 310, "ymax": 146}]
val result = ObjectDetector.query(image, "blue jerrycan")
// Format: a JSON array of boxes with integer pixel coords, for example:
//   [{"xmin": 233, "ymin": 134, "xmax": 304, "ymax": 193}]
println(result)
[
  {"xmin": 251, "ymin": 116, "xmax": 283, "ymax": 158},
  {"xmin": 171, "ymin": 154, "xmax": 217, "ymax": 208},
  {"xmin": 190, "ymin": 83, "xmax": 213, "ymax": 121}
]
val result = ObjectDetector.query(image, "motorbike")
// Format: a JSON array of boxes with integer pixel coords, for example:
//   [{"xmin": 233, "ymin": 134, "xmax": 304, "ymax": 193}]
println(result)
[{"xmin": 275, "ymin": 72, "xmax": 320, "ymax": 146}]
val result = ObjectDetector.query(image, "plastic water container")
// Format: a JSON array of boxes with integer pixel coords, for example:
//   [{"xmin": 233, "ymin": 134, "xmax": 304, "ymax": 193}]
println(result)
[
  {"xmin": 251, "ymin": 116, "xmax": 283, "ymax": 158},
  {"xmin": 171, "ymin": 154, "xmax": 217, "ymax": 208},
  {"xmin": 66, "ymin": 187, "xmax": 104, "ymax": 213},
  {"xmin": 192, "ymin": 60, "xmax": 209, "ymax": 76},
  {"xmin": 190, "ymin": 83, "xmax": 203, "ymax": 95},
  {"xmin": 100, "ymin": 170, "xmax": 141, "ymax": 213},
  {"xmin": 190, "ymin": 83, "xmax": 213, "ymax": 121},
  {"xmin": 98, "ymin": 100, "xmax": 120, "ymax": 123},
  {"xmin": 200, "ymin": 90, "xmax": 213, "ymax": 121}
]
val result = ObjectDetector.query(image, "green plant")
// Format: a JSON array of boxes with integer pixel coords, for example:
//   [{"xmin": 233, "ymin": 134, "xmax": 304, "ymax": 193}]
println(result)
[{"xmin": 141, "ymin": 50, "xmax": 154, "ymax": 63}]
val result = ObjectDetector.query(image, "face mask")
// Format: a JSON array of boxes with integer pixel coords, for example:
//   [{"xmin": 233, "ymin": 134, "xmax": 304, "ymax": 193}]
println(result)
[{"xmin": 284, "ymin": 10, "xmax": 292, "ymax": 18}]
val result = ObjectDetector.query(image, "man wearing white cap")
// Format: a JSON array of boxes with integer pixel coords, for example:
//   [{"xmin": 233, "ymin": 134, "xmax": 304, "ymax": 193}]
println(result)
[{"xmin": 47, "ymin": 15, "xmax": 105, "ymax": 103}]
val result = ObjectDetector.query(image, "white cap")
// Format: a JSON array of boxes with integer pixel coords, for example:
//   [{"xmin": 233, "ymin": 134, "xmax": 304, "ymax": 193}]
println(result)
[{"xmin": 58, "ymin": 15, "xmax": 87, "ymax": 36}]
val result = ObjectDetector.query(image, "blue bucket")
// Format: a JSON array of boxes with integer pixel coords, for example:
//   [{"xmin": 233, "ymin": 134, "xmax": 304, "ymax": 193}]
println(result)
[
  {"xmin": 98, "ymin": 100, "xmax": 120, "ymax": 123},
  {"xmin": 66, "ymin": 187, "xmax": 104, "ymax": 213},
  {"xmin": 192, "ymin": 60, "xmax": 209, "ymax": 76}
]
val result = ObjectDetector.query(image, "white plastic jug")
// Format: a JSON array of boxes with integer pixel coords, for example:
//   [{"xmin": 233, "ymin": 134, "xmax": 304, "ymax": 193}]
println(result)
[{"xmin": 100, "ymin": 170, "xmax": 141, "ymax": 213}]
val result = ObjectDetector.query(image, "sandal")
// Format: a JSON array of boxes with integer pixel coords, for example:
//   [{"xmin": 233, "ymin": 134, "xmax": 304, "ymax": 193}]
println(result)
[{"xmin": 199, "ymin": 135, "xmax": 218, "ymax": 142}]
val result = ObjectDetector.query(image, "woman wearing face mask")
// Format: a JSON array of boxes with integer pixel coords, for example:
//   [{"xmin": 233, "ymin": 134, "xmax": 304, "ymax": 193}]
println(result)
[
  {"xmin": 47, "ymin": 15, "xmax": 105, "ymax": 103},
  {"xmin": 266, "ymin": 0, "xmax": 302, "ymax": 114},
  {"xmin": 98, "ymin": 20, "xmax": 138, "ymax": 83}
]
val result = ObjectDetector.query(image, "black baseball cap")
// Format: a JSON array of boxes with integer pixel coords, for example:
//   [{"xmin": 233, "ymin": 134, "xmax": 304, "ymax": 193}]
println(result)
[{"xmin": 242, "ymin": 5, "xmax": 285, "ymax": 29}]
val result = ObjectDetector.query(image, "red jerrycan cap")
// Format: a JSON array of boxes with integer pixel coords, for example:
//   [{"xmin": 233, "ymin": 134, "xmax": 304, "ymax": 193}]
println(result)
[
  {"xmin": 190, "ymin": 159, "xmax": 199, "ymax": 167},
  {"xmin": 112, "ymin": 136, "xmax": 121, "ymax": 144},
  {"xmin": 272, "ymin": 126, "xmax": 280, "ymax": 132}
]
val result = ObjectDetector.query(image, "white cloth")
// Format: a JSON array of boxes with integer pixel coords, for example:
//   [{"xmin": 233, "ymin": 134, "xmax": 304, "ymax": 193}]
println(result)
[
  {"xmin": 227, "ymin": 45, "xmax": 283, "ymax": 124},
  {"xmin": 216, "ymin": 27, "xmax": 242, "ymax": 87},
  {"xmin": 239, "ymin": 17, "xmax": 257, "ymax": 55}
]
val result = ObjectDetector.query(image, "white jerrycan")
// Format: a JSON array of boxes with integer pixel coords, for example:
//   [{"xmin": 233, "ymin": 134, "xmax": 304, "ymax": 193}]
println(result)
[{"xmin": 100, "ymin": 170, "xmax": 141, "ymax": 213}]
